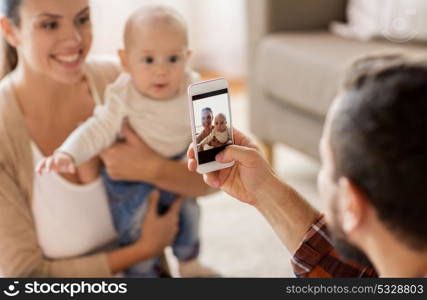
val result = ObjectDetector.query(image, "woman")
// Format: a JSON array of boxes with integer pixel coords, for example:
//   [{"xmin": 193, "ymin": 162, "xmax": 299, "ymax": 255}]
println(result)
[
  {"xmin": 0, "ymin": 0, "xmax": 209, "ymax": 277},
  {"xmin": 196, "ymin": 107, "xmax": 214, "ymax": 151}
]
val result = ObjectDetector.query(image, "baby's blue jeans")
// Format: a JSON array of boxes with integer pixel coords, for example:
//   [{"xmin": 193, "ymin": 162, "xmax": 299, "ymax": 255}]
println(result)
[{"xmin": 101, "ymin": 155, "xmax": 200, "ymax": 277}]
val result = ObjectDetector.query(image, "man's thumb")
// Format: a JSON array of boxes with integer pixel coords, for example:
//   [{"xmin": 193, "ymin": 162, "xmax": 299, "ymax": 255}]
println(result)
[{"xmin": 215, "ymin": 145, "xmax": 256, "ymax": 165}]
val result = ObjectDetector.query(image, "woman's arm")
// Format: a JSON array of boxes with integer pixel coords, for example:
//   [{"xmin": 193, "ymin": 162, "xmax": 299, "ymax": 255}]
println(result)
[
  {"xmin": 199, "ymin": 130, "xmax": 214, "ymax": 148},
  {"xmin": 100, "ymin": 122, "xmax": 211, "ymax": 197},
  {"xmin": 196, "ymin": 129, "xmax": 206, "ymax": 144},
  {"xmin": 151, "ymin": 157, "xmax": 211, "ymax": 197}
]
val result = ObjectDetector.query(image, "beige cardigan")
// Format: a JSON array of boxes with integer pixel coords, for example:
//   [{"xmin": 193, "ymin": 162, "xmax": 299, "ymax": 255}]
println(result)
[{"xmin": 0, "ymin": 58, "xmax": 120, "ymax": 277}]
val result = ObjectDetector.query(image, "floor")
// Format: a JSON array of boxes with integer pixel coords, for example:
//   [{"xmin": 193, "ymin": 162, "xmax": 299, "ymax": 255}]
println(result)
[{"xmin": 167, "ymin": 90, "xmax": 322, "ymax": 277}]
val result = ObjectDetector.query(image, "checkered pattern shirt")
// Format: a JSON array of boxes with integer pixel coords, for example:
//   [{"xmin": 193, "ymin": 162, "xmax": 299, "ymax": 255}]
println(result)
[{"xmin": 291, "ymin": 215, "xmax": 378, "ymax": 278}]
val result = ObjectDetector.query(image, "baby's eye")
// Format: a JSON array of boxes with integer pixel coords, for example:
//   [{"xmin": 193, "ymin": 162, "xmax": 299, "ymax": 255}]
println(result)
[
  {"xmin": 143, "ymin": 57, "xmax": 154, "ymax": 64},
  {"xmin": 42, "ymin": 21, "xmax": 58, "ymax": 30},
  {"xmin": 169, "ymin": 55, "xmax": 179, "ymax": 63}
]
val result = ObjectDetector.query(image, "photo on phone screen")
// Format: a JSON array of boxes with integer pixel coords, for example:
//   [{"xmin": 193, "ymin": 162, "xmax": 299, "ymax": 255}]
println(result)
[{"xmin": 192, "ymin": 88, "xmax": 233, "ymax": 165}]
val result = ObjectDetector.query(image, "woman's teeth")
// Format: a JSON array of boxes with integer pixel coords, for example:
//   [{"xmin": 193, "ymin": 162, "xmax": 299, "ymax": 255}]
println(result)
[{"xmin": 55, "ymin": 53, "xmax": 80, "ymax": 63}]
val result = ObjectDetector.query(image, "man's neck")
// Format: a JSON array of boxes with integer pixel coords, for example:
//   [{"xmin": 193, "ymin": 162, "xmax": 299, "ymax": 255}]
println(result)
[{"xmin": 360, "ymin": 224, "xmax": 427, "ymax": 277}]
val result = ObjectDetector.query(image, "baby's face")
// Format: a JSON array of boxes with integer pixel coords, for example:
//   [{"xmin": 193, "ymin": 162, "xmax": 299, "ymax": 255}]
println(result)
[
  {"xmin": 122, "ymin": 23, "xmax": 189, "ymax": 100},
  {"xmin": 214, "ymin": 115, "xmax": 227, "ymax": 132}
]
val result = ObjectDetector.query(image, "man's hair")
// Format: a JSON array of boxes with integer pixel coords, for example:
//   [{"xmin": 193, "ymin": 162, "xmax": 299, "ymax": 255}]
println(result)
[{"xmin": 330, "ymin": 53, "xmax": 427, "ymax": 250}]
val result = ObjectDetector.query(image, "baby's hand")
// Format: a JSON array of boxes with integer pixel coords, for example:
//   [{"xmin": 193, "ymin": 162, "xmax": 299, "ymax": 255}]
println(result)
[{"xmin": 36, "ymin": 152, "xmax": 76, "ymax": 175}]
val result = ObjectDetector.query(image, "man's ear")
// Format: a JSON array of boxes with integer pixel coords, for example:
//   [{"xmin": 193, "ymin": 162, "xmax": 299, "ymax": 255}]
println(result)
[
  {"xmin": 338, "ymin": 177, "xmax": 367, "ymax": 234},
  {"xmin": 0, "ymin": 17, "xmax": 19, "ymax": 48},
  {"xmin": 118, "ymin": 49, "xmax": 129, "ymax": 72}
]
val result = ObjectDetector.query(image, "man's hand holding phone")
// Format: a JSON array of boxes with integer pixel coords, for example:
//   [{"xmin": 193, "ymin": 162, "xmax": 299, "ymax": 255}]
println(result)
[{"xmin": 187, "ymin": 128, "xmax": 277, "ymax": 206}]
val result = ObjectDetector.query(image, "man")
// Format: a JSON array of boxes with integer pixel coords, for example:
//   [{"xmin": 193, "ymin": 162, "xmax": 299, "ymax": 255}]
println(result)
[{"xmin": 187, "ymin": 54, "xmax": 427, "ymax": 277}]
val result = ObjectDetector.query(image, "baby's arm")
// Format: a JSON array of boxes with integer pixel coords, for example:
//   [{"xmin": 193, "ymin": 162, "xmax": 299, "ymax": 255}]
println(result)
[
  {"xmin": 37, "ymin": 91, "xmax": 126, "ymax": 175},
  {"xmin": 58, "ymin": 92, "xmax": 126, "ymax": 166}
]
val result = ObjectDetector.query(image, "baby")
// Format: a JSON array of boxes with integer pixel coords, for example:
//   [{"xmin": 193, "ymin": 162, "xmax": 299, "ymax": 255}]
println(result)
[
  {"xmin": 37, "ymin": 6, "xmax": 216, "ymax": 278},
  {"xmin": 199, "ymin": 113, "xmax": 232, "ymax": 151}
]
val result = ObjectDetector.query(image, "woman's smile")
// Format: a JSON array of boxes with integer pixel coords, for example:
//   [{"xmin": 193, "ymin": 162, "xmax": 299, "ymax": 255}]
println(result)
[{"xmin": 50, "ymin": 49, "xmax": 85, "ymax": 69}]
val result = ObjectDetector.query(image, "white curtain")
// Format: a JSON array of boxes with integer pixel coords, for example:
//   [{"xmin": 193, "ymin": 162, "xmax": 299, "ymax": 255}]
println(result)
[{"xmin": 89, "ymin": 0, "xmax": 247, "ymax": 78}]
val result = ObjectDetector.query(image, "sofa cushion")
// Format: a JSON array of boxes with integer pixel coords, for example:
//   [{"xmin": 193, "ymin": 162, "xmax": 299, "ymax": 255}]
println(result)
[{"xmin": 256, "ymin": 32, "xmax": 427, "ymax": 117}]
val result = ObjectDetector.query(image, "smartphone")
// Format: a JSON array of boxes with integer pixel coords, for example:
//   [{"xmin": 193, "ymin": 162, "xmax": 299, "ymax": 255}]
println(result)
[{"xmin": 188, "ymin": 78, "xmax": 235, "ymax": 174}]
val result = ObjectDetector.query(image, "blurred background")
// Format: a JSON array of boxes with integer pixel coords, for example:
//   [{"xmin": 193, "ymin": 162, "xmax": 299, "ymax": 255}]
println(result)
[
  {"xmin": 89, "ymin": 0, "xmax": 427, "ymax": 277},
  {"xmin": 90, "ymin": 0, "xmax": 247, "ymax": 79}
]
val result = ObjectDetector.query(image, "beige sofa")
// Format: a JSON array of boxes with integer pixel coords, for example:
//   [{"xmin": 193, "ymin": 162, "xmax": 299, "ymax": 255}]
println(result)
[{"xmin": 247, "ymin": 0, "xmax": 427, "ymax": 161}]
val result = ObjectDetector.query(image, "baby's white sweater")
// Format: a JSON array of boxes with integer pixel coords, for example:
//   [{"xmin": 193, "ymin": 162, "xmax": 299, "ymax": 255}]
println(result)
[
  {"xmin": 201, "ymin": 127, "xmax": 231, "ymax": 145},
  {"xmin": 59, "ymin": 71, "xmax": 199, "ymax": 165}
]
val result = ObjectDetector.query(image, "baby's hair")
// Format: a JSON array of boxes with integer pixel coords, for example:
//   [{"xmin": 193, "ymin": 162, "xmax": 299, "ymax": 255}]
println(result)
[
  {"xmin": 216, "ymin": 113, "xmax": 227, "ymax": 122},
  {"xmin": 124, "ymin": 5, "xmax": 188, "ymax": 50}
]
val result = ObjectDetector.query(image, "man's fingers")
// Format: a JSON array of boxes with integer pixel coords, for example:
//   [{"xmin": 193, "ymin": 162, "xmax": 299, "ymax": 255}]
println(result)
[
  {"xmin": 146, "ymin": 190, "xmax": 160, "ymax": 216},
  {"xmin": 186, "ymin": 143, "xmax": 195, "ymax": 159},
  {"xmin": 232, "ymin": 128, "xmax": 258, "ymax": 149},
  {"xmin": 203, "ymin": 171, "xmax": 221, "ymax": 188},
  {"xmin": 186, "ymin": 143, "xmax": 197, "ymax": 171},
  {"xmin": 187, "ymin": 158, "xmax": 197, "ymax": 172},
  {"xmin": 68, "ymin": 164, "xmax": 76, "ymax": 173}
]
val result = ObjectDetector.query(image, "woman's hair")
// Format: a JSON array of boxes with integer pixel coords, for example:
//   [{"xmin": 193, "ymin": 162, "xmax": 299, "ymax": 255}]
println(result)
[
  {"xmin": 1, "ymin": 0, "xmax": 22, "ymax": 79},
  {"xmin": 201, "ymin": 107, "xmax": 213, "ymax": 115}
]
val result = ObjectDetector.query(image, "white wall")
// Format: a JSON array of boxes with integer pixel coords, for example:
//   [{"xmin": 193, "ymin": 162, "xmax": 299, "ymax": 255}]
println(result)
[{"xmin": 89, "ymin": 0, "xmax": 247, "ymax": 78}]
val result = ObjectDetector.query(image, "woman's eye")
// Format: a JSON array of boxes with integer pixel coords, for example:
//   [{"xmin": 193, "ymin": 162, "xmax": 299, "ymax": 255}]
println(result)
[
  {"xmin": 42, "ymin": 21, "xmax": 58, "ymax": 30},
  {"xmin": 169, "ymin": 55, "xmax": 179, "ymax": 63},
  {"xmin": 143, "ymin": 57, "xmax": 154, "ymax": 64},
  {"xmin": 76, "ymin": 15, "xmax": 90, "ymax": 25}
]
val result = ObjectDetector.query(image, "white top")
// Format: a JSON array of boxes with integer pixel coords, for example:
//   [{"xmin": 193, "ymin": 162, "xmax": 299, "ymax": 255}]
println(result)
[
  {"xmin": 201, "ymin": 127, "xmax": 231, "ymax": 145},
  {"xmin": 31, "ymin": 143, "xmax": 117, "ymax": 259},
  {"xmin": 30, "ymin": 69, "xmax": 118, "ymax": 259},
  {"xmin": 59, "ymin": 70, "xmax": 199, "ymax": 165}
]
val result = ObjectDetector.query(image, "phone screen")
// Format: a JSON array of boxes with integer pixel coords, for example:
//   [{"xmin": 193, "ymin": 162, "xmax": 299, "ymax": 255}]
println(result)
[{"xmin": 192, "ymin": 88, "xmax": 233, "ymax": 165}]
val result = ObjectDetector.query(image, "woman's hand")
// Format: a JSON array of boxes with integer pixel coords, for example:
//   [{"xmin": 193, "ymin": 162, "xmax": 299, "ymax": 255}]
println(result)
[
  {"xmin": 135, "ymin": 190, "xmax": 184, "ymax": 258},
  {"xmin": 187, "ymin": 129, "xmax": 276, "ymax": 206},
  {"xmin": 107, "ymin": 190, "xmax": 185, "ymax": 273},
  {"xmin": 100, "ymin": 121, "xmax": 161, "ymax": 182}
]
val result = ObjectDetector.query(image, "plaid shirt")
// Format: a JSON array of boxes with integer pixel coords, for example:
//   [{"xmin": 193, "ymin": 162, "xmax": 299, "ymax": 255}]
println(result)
[{"xmin": 291, "ymin": 215, "xmax": 378, "ymax": 278}]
